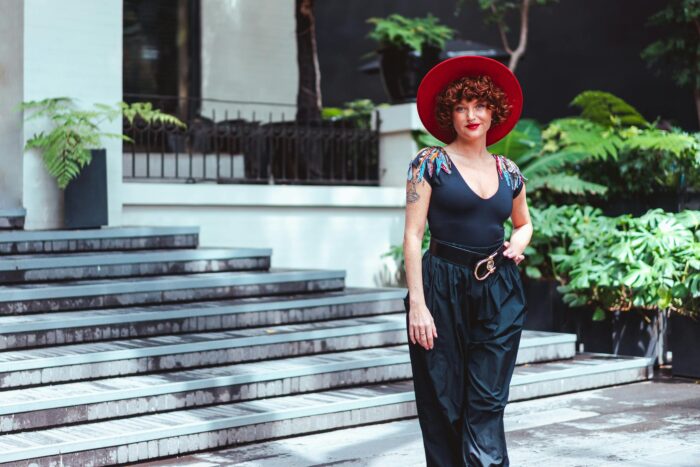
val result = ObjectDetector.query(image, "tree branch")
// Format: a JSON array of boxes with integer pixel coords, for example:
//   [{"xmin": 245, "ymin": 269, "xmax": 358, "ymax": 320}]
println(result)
[
  {"xmin": 508, "ymin": 0, "xmax": 531, "ymax": 71},
  {"xmin": 492, "ymin": 3, "xmax": 514, "ymax": 55}
]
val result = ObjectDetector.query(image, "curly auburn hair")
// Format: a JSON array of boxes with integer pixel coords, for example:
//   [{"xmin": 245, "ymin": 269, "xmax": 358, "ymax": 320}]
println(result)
[{"xmin": 434, "ymin": 75, "xmax": 513, "ymax": 141}]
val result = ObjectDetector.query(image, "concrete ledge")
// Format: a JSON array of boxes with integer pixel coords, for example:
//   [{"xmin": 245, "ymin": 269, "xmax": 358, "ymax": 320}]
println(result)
[
  {"xmin": 0, "ymin": 208, "xmax": 26, "ymax": 230},
  {"xmin": 0, "ymin": 225, "xmax": 199, "ymax": 241},
  {"xmin": 122, "ymin": 183, "xmax": 406, "ymax": 208}
]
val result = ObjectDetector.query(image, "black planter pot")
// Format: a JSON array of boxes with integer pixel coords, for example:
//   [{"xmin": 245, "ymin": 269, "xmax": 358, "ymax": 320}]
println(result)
[
  {"xmin": 377, "ymin": 44, "xmax": 441, "ymax": 104},
  {"xmin": 522, "ymin": 277, "xmax": 568, "ymax": 332},
  {"xmin": 669, "ymin": 313, "xmax": 700, "ymax": 378},
  {"xmin": 566, "ymin": 307, "xmax": 615, "ymax": 354},
  {"xmin": 523, "ymin": 273, "xmax": 668, "ymax": 363},
  {"xmin": 564, "ymin": 307, "xmax": 665, "ymax": 364},
  {"xmin": 64, "ymin": 148, "xmax": 108, "ymax": 229},
  {"xmin": 610, "ymin": 309, "xmax": 665, "ymax": 362}
]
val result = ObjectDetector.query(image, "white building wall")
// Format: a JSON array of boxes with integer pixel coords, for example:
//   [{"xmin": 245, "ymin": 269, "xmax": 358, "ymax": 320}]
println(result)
[
  {"xmin": 200, "ymin": 0, "xmax": 298, "ymax": 121},
  {"xmin": 22, "ymin": 0, "xmax": 122, "ymax": 229},
  {"xmin": 121, "ymin": 183, "xmax": 407, "ymax": 288}
]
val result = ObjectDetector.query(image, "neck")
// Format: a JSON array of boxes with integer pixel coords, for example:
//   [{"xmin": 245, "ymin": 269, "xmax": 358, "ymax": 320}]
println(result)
[{"xmin": 445, "ymin": 139, "xmax": 491, "ymax": 162}]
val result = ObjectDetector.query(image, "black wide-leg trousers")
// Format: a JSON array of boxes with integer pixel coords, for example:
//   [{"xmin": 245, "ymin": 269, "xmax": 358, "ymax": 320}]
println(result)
[{"xmin": 404, "ymin": 243, "xmax": 528, "ymax": 467}]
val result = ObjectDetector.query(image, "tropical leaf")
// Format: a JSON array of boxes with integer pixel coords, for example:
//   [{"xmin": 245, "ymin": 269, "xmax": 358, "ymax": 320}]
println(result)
[{"xmin": 487, "ymin": 118, "xmax": 543, "ymax": 160}]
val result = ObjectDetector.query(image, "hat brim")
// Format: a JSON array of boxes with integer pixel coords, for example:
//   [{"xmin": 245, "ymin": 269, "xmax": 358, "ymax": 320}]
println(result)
[{"xmin": 416, "ymin": 55, "xmax": 523, "ymax": 146}]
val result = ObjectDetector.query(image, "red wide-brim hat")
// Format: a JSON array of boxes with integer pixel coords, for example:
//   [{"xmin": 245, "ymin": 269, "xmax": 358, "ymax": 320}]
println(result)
[{"xmin": 416, "ymin": 55, "xmax": 523, "ymax": 146}]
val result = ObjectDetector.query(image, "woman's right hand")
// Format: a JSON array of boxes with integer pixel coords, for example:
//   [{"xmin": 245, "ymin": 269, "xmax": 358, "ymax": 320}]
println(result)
[{"xmin": 408, "ymin": 303, "xmax": 437, "ymax": 350}]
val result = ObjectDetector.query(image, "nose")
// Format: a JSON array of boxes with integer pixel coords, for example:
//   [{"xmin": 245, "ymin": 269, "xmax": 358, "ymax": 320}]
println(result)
[{"xmin": 466, "ymin": 107, "xmax": 476, "ymax": 120}]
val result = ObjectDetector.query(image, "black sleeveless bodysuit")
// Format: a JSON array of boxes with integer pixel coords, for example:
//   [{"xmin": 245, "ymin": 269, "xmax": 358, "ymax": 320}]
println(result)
[{"xmin": 407, "ymin": 146, "xmax": 527, "ymax": 248}]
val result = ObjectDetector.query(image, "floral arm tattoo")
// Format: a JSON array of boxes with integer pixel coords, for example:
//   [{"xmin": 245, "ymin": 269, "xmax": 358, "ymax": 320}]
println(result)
[{"xmin": 407, "ymin": 179, "xmax": 420, "ymax": 204}]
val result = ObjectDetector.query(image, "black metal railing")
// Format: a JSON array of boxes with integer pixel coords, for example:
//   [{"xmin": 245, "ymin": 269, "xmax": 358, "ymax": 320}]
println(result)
[{"xmin": 122, "ymin": 94, "xmax": 381, "ymax": 185}]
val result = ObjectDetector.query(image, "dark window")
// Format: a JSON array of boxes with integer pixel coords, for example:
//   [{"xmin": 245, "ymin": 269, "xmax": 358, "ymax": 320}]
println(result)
[{"xmin": 123, "ymin": 0, "xmax": 201, "ymax": 119}]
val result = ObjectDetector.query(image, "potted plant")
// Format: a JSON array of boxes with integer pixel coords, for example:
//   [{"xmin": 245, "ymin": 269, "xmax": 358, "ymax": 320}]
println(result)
[
  {"xmin": 666, "ymin": 210, "xmax": 700, "ymax": 378},
  {"xmin": 20, "ymin": 97, "xmax": 185, "ymax": 229},
  {"xmin": 552, "ymin": 208, "xmax": 700, "ymax": 366},
  {"xmin": 366, "ymin": 13, "xmax": 455, "ymax": 104}
]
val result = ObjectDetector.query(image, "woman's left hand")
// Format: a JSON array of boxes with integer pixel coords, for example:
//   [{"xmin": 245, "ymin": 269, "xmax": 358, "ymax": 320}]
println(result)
[{"xmin": 502, "ymin": 240, "xmax": 525, "ymax": 265}]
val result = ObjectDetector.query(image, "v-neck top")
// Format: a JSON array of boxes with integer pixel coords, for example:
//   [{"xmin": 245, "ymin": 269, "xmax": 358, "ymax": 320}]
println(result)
[{"xmin": 406, "ymin": 146, "xmax": 527, "ymax": 248}]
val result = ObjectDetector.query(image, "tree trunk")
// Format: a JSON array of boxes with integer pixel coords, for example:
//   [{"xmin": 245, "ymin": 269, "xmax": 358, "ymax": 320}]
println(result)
[
  {"xmin": 695, "ymin": 86, "xmax": 700, "ymax": 131},
  {"xmin": 295, "ymin": 0, "xmax": 322, "ymax": 123}
]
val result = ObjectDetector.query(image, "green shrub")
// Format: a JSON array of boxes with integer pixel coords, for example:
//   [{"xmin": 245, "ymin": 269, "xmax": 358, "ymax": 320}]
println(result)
[
  {"xmin": 366, "ymin": 13, "xmax": 455, "ymax": 53},
  {"xmin": 553, "ymin": 208, "xmax": 700, "ymax": 318}
]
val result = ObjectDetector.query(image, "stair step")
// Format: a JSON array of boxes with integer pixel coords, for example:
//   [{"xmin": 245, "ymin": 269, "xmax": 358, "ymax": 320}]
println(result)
[
  {"xmin": 0, "ymin": 225, "xmax": 199, "ymax": 254},
  {"xmin": 0, "ymin": 288, "xmax": 406, "ymax": 350},
  {"xmin": 510, "ymin": 352, "xmax": 654, "ymax": 400},
  {"xmin": 0, "ymin": 247, "xmax": 272, "ymax": 283},
  {"xmin": 0, "ymin": 343, "xmax": 626, "ymax": 433},
  {"xmin": 0, "ymin": 322, "xmax": 573, "ymax": 389},
  {"xmin": 515, "ymin": 330, "xmax": 576, "ymax": 363},
  {"xmin": 0, "ymin": 268, "xmax": 346, "ymax": 314},
  {"xmin": 0, "ymin": 314, "xmax": 407, "ymax": 388},
  {"xmin": 0, "ymin": 381, "xmax": 417, "ymax": 465},
  {"xmin": 0, "ymin": 207, "xmax": 26, "ymax": 230},
  {"xmin": 0, "ymin": 352, "xmax": 653, "ymax": 465},
  {"xmin": 0, "ymin": 346, "xmax": 411, "ymax": 432}
]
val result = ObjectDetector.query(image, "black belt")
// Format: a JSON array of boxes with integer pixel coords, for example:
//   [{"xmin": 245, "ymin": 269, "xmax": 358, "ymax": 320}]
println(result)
[{"xmin": 429, "ymin": 238, "xmax": 509, "ymax": 280}]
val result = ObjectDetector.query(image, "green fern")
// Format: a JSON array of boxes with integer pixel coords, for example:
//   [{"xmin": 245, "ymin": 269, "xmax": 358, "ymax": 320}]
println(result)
[
  {"xmin": 624, "ymin": 128, "xmax": 698, "ymax": 159},
  {"xmin": 527, "ymin": 149, "xmax": 598, "ymax": 177},
  {"xmin": 570, "ymin": 90, "xmax": 650, "ymax": 128},
  {"xmin": 527, "ymin": 173, "xmax": 608, "ymax": 196},
  {"xmin": 20, "ymin": 97, "xmax": 186, "ymax": 189},
  {"xmin": 118, "ymin": 102, "xmax": 187, "ymax": 127},
  {"xmin": 542, "ymin": 117, "xmax": 623, "ymax": 160}
]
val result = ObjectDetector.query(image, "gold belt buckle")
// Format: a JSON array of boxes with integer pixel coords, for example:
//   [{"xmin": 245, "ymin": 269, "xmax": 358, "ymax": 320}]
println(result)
[{"xmin": 474, "ymin": 252, "xmax": 498, "ymax": 280}]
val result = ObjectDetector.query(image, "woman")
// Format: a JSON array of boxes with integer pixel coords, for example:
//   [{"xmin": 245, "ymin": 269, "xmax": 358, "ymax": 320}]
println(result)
[{"xmin": 403, "ymin": 55, "xmax": 533, "ymax": 467}]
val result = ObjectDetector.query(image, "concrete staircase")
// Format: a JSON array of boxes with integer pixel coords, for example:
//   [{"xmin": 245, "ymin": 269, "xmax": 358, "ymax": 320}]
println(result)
[{"xmin": 0, "ymin": 225, "xmax": 654, "ymax": 466}]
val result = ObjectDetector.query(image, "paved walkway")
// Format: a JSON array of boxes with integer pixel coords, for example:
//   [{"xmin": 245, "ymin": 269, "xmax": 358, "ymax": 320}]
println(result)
[{"xmin": 139, "ymin": 366, "xmax": 700, "ymax": 466}]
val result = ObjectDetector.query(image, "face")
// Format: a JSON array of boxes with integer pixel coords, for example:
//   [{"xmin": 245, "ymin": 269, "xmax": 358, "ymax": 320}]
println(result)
[{"xmin": 451, "ymin": 98, "xmax": 492, "ymax": 141}]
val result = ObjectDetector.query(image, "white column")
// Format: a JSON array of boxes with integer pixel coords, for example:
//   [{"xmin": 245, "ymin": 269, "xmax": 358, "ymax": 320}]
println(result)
[
  {"xmin": 0, "ymin": 0, "xmax": 25, "ymax": 211},
  {"xmin": 377, "ymin": 103, "xmax": 426, "ymax": 187},
  {"xmin": 20, "ymin": 0, "xmax": 123, "ymax": 229}
]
